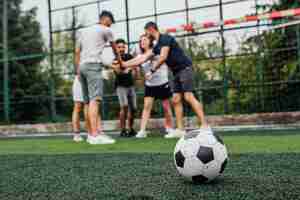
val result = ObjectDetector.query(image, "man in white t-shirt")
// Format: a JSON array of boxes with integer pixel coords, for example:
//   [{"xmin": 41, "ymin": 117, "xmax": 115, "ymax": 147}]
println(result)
[{"xmin": 75, "ymin": 11, "xmax": 121, "ymax": 145}]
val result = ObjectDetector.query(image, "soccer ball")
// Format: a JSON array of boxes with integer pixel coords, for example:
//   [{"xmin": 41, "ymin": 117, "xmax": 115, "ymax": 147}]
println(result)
[{"xmin": 174, "ymin": 129, "xmax": 228, "ymax": 184}]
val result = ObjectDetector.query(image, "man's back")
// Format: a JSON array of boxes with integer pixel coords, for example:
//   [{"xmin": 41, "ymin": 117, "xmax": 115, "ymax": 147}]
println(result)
[
  {"xmin": 79, "ymin": 24, "xmax": 114, "ymax": 65},
  {"xmin": 153, "ymin": 34, "xmax": 192, "ymax": 74}
]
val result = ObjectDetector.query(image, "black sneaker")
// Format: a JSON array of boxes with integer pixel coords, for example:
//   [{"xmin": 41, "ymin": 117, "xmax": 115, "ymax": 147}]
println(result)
[
  {"xmin": 120, "ymin": 129, "xmax": 128, "ymax": 137},
  {"xmin": 128, "ymin": 129, "xmax": 137, "ymax": 137}
]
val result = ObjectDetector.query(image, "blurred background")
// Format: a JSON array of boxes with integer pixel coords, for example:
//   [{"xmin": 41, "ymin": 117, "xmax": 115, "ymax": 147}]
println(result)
[{"xmin": 1, "ymin": 0, "xmax": 300, "ymax": 124}]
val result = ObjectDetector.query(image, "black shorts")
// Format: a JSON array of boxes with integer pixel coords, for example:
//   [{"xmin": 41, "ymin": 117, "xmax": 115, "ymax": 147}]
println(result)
[
  {"xmin": 145, "ymin": 82, "xmax": 172, "ymax": 100},
  {"xmin": 173, "ymin": 67, "xmax": 194, "ymax": 93}
]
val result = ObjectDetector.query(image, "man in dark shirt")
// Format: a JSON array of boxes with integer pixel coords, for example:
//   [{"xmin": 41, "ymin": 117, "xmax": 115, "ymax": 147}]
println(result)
[
  {"xmin": 121, "ymin": 22, "xmax": 210, "ymax": 138},
  {"xmin": 113, "ymin": 39, "xmax": 137, "ymax": 137}
]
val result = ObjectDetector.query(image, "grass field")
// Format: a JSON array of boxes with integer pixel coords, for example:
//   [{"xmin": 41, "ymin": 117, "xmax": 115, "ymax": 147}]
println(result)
[{"xmin": 0, "ymin": 130, "xmax": 300, "ymax": 200}]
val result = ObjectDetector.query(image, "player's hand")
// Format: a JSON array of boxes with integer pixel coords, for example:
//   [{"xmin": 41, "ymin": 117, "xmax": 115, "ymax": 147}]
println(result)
[
  {"xmin": 112, "ymin": 60, "xmax": 119, "ymax": 66},
  {"xmin": 119, "ymin": 61, "xmax": 126, "ymax": 70},
  {"xmin": 145, "ymin": 72, "xmax": 153, "ymax": 80},
  {"xmin": 112, "ymin": 60, "xmax": 120, "ymax": 70},
  {"xmin": 123, "ymin": 68, "xmax": 131, "ymax": 74}
]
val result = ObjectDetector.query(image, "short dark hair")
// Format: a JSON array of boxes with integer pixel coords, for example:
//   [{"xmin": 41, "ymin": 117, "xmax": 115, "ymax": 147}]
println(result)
[
  {"xmin": 115, "ymin": 38, "xmax": 126, "ymax": 45},
  {"xmin": 144, "ymin": 21, "xmax": 158, "ymax": 30},
  {"xmin": 99, "ymin": 10, "xmax": 115, "ymax": 23}
]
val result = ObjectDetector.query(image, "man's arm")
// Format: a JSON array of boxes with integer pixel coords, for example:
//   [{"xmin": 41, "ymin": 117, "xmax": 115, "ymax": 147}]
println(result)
[
  {"xmin": 75, "ymin": 47, "xmax": 81, "ymax": 75},
  {"xmin": 111, "ymin": 60, "xmax": 122, "ymax": 74},
  {"xmin": 122, "ymin": 50, "xmax": 154, "ymax": 68},
  {"xmin": 144, "ymin": 46, "xmax": 170, "ymax": 81},
  {"xmin": 151, "ymin": 46, "xmax": 170, "ymax": 73}
]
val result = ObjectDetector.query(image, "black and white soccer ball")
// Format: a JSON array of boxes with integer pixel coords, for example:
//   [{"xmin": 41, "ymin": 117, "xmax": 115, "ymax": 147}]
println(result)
[{"xmin": 174, "ymin": 129, "xmax": 228, "ymax": 184}]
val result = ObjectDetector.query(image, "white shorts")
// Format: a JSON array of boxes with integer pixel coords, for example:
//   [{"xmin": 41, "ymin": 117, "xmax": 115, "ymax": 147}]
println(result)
[{"xmin": 72, "ymin": 76, "xmax": 84, "ymax": 102}]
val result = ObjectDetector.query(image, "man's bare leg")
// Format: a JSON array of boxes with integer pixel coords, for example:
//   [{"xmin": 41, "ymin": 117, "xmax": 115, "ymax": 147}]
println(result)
[
  {"xmin": 87, "ymin": 105, "xmax": 102, "ymax": 133},
  {"xmin": 88, "ymin": 100, "xmax": 100, "ymax": 136},
  {"xmin": 162, "ymin": 99, "xmax": 173, "ymax": 129},
  {"xmin": 72, "ymin": 102, "xmax": 84, "ymax": 142},
  {"xmin": 164, "ymin": 93, "xmax": 186, "ymax": 138},
  {"xmin": 72, "ymin": 102, "xmax": 82, "ymax": 134},
  {"xmin": 127, "ymin": 109, "xmax": 136, "ymax": 133},
  {"xmin": 119, "ymin": 106, "xmax": 128, "ymax": 136},
  {"xmin": 86, "ymin": 99, "xmax": 115, "ymax": 144},
  {"xmin": 183, "ymin": 92, "xmax": 208, "ymax": 128},
  {"xmin": 172, "ymin": 93, "xmax": 184, "ymax": 130},
  {"xmin": 84, "ymin": 104, "xmax": 92, "ymax": 134}
]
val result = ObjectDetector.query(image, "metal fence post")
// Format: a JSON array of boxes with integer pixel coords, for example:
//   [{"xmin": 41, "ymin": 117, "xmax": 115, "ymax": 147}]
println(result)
[
  {"xmin": 47, "ymin": 0, "xmax": 57, "ymax": 122},
  {"xmin": 154, "ymin": 0, "xmax": 158, "ymax": 23},
  {"xmin": 185, "ymin": 0, "xmax": 189, "ymax": 25},
  {"xmin": 296, "ymin": 1, "xmax": 300, "ymax": 81},
  {"xmin": 219, "ymin": 0, "xmax": 229, "ymax": 114},
  {"xmin": 72, "ymin": 6, "xmax": 76, "ymax": 73},
  {"xmin": 125, "ymin": 0, "xmax": 130, "ymax": 47},
  {"xmin": 3, "ymin": 0, "xmax": 10, "ymax": 123},
  {"xmin": 296, "ymin": 26, "xmax": 300, "ymax": 111},
  {"xmin": 254, "ymin": 0, "xmax": 265, "ymax": 112}
]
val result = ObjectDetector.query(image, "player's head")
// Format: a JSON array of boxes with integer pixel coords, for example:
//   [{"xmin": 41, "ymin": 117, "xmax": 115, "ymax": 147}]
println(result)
[
  {"xmin": 144, "ymin": 21, "xmax": 159, "ymax": 37},
  {"xmin": 139, "ymin": 34, "xmax": 154, "ymax": 53},
  {"xmin": 115, "ymin": 38, "xmax": 127, "ymax": 55},
  {"xmin": 99, "ymin": 10, "xmax": 115, "ymax": 27}
]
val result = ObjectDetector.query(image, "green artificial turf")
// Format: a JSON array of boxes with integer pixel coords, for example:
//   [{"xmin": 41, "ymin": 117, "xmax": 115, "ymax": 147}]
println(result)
[
  {"xmin": 0, "ymin": 130, "xmax": 299, "ymax": 200},
  {"xmin": 0, "ymin": 153, "xmax": 299, "ymax": 200},
  {"xmin": 0, "ymin": 130, "xmax": 300, "ymax": 155}
]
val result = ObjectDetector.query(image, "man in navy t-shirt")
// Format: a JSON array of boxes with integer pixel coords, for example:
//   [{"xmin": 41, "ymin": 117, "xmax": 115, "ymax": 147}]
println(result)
[{"xmin": 121, "ymin": 22, "xmax": 211, "ymax": 138}]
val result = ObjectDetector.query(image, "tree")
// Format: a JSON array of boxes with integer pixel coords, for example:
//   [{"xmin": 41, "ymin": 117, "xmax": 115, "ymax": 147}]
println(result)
[
  {"xmin": 0, "ymin": 0, "xmax": 48, "ymax": 122},
  {"xmin": 219, "ymin": 0, "xmax": 300, "ymax": 114},
  {"xmin": 255, "ymin": 0, "xmax": 300, "ymax": 112}
]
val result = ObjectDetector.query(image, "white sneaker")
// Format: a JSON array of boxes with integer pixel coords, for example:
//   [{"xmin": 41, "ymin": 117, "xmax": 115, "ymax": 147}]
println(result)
[
  {"xmin": 99, "ymin": 134, "xmax": 116, "ymax": 144},
  {"xmin": 86, "ymin": 134, "xmax": 92, "ymax": 143},
  {"xmin": 86, "ymin": 132, "xmax": 104, "ymax": 143},
  {"xmin": 164, "ymin": 129, "xmax": 186, "ymax": 139},
  {"xmin": 136, "ymin": 130, "xmax": 147, "ymax": 138},
  {"xmin": 73, "ymin": 134, "xmax": 83, "ymax": 142},
  {"xmin": 87, "ymin": 134, "xmax": 115, "ymax": 145},
  {"xmin": 200, "ymin": 126, "xmax": 213, "ymax": 134},
  {"xmin": 166, "ymin": 128, "xmax": 175, "ymax": 134}
]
